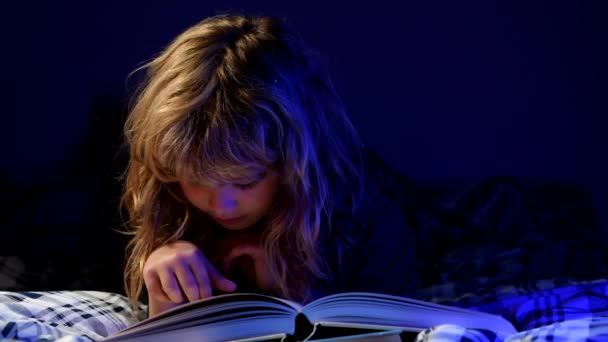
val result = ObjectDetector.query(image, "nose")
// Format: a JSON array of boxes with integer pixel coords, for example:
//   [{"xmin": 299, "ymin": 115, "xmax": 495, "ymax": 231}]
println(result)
[{"xmin": 209, "ymin": 186, "xmax": 238, "ymax": 218}]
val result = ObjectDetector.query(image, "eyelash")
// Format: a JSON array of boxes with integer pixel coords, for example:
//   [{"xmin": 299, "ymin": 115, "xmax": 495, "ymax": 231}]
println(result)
[
  {"xmin": 234, "ymin": 171, "xmax": 268, "ymax": 190},
  {"xmin": 235, "ymin": 180, "xmax": 259, "ymax": 190}
]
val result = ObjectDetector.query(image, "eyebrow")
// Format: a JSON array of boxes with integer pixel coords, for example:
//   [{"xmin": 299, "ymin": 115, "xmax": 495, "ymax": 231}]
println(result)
[
  {"xmin": 234, "ymin": 170, "xmax": 268, "ymax": 183},
  {"xmin": 187, "ymin": 169, "xmax": 268, "ymax": 187}
]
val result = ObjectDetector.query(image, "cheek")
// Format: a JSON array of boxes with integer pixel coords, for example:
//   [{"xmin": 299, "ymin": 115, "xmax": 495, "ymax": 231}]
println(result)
[
  {"xmin": 237, "ymin": 191, "xmax": 263, "ymax": 212},
  {"xmin": 180, "ymin": 184, "xmax": 210, "ymax": 211},
  {"xmin": 250, "ymin": 181, "xmax": 279, "ymax": 211}
]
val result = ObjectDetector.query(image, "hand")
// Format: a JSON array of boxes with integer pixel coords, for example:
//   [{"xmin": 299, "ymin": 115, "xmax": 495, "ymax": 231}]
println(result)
[
  {"xmin": 143, "ymin": 240, "xmax": 237, "ymax": 315},
  {"xmin": 220, "ymin": 234, "xmax": 275, "ymax": 293}
]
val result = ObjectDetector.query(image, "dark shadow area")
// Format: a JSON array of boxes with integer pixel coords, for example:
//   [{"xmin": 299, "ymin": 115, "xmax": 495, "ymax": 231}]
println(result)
[{"xmin": 0, "ymin": 83, "xmax": 130, "ymax": 295}]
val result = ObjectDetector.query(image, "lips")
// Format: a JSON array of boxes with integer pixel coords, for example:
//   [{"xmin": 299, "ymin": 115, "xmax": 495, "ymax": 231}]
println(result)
[{"xmin": 215, "ymin": 216, "xmax": 245, "ymax": 225}]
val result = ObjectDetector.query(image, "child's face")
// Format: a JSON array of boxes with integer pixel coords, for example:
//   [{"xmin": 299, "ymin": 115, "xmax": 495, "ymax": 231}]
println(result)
[{"xmin": 178, "ymin": 170, "xmax": 280, "ymax": 231}]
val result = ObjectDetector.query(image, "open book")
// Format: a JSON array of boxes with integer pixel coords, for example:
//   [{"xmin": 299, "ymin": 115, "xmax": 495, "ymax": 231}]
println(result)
[{"xmin": 104, "ymin": 292, "xmax": 517, "ymax": 342}]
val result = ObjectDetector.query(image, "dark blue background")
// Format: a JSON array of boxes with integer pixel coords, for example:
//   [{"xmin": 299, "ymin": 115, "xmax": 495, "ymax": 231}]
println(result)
[
  {"xmin": 3, "ymin": 1, "xmax": 606, "ymax": 186},
  {"xmin": 1, "ymin": 2, "xmax": 606, "ymax": 288}
]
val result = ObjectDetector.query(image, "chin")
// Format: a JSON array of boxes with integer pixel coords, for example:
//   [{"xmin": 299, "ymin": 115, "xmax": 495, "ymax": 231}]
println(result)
[
  {"xmin": 216, "ymin": 217, "xmax": 252, "ymax": 230},
  {"xmin": 221, "ymin": 224, "xmax": 251, "ymax": 231}
]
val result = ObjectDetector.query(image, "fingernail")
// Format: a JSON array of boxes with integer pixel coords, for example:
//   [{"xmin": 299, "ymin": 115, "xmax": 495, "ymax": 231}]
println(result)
[{"xmin": 228, "ymin": 281, "xmax": 237, "ymax": 291}]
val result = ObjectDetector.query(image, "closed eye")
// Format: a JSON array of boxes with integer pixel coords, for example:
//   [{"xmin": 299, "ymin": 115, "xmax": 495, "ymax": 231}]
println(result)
[
  {"xmin": 234, "ymin": 171, "xmax": 267, "ymax": 190},
  {"xmin": 235, "ymin": 179, "xmax": 260, "ymax": 190}
]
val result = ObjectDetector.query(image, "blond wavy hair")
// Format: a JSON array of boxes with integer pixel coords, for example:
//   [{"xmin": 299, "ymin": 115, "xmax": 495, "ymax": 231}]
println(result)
[{"xmin": 121, "ymin": 14, "xmax": 364, "ymax": 310}]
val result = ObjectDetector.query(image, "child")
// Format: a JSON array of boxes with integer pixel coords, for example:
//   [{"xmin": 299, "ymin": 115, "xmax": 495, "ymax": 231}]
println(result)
[{"xmin": 121, "ymin": 13, "xmax": 416, "ymax": 317}]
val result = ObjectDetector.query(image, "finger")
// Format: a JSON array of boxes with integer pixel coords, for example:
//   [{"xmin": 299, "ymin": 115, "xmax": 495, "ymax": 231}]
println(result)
[
  {"xmin": 253, "ymin": 255, "xmax": 274, "ymax": 291},
  {"xmin": 144, "ymin": 271, "xmax": 172, "ymax": 303},
  {"xmin": 158, "ymin": 269, "xmax": 185, "ymax": 303},
  {"xmin": 223, "ymin": 244, "xmax": 263, "ymax": 271},
  {"xmin": 188, "ymin": 252, "xmax": 214, "ymax": 298},
  {"xmin": 205, "ymin": 259, "xmax": 237, "ymax": 293},
  {"xmin": 174, "ymin": 261, "xmax": 201, "ymax": 302}
]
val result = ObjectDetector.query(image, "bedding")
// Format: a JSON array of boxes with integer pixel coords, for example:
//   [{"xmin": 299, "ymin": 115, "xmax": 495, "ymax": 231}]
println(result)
[
  {"xmin": 1, "ymin": 279, "xmax": 606, "ymax": 341},
  {"xmin": 0, "ymin": 291, "xmax": 144, "ymax": 342}
]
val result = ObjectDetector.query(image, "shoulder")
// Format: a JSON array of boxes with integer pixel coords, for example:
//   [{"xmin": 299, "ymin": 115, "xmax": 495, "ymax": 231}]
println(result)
[
  {"xmin": 316, "ymin": 152, "xmax": 415, "ymax": 285},
  {"xmin": 352, "ymin": 175, "xmax": 411, "ymax": 258},
  {"xmin": 329, "ymin": 149, "xmax": 409, "ymax": 242},
  {"xmin": 312, "ymin": 149, "xmax": 417, "ymax": 298}
]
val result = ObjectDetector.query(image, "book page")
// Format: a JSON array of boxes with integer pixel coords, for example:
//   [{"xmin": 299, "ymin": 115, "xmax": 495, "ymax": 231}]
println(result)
[
  {"xmin": 128, "ymin": 293, "xmax": 300, "ymax": 328},
  {"xmin": 304, "ymin": 323, "xmax": 417, "ymax": 342},
  {"xmin": 302, "ymin": 292, "xmax": 516, "ymax": 335},
  {"xmin": 106, "ymin": 318, "xmax": 293, "ymax": 342},
  {"xmin": 105, "ymin": 293, "xmax": 301, "ymax": 341}
]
